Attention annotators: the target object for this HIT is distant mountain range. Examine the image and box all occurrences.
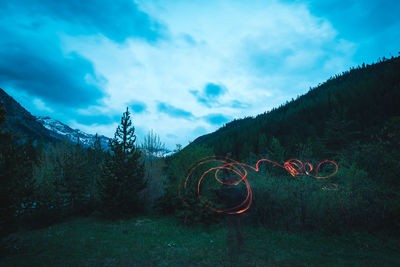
[0,88,110,149]
[35,116,110,148]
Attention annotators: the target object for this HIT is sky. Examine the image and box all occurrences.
[0,0,399,150]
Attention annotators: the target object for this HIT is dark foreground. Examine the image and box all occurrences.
[1,216,399,266]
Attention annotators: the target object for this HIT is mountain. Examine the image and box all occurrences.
[0,88,110,149]
[0,88,63,142]
[186,56,400,160]
[35,116,110,148]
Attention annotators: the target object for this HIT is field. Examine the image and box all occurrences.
[1,216,399,266]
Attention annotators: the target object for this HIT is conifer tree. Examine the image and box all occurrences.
[86,134,104,207]
[64,138,90,213]
[0,102,5,128]
[99,107,145,217]
[0,104,37,235]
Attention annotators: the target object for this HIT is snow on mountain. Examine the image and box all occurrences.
[35,116,110,149]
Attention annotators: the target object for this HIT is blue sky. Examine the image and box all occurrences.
[1,0,399,149]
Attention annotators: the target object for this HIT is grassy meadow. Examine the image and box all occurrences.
[1,216,399,267]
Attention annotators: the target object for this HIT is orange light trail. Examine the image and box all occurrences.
[180,156,338,214]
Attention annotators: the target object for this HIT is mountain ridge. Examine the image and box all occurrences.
[0,88,110,149]
[35,116,110,149]
[0,88,63,142]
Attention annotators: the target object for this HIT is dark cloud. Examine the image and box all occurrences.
[0,0,168,110]
[189,90,208,106]
[304,0,400,64]
[204,83,226,98]
[190,82,227,107]
[129,101,147,114]
[157,102,193,119]
[204,113,230,125]
[307,0,400,37]
[190,83,249,110]
[0,0,166,43]
[0,29,105,108]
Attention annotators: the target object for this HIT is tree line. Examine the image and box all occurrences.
[0,107,155,238]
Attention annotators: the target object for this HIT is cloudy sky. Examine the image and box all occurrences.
[1,0,399,149]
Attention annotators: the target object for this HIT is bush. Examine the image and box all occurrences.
[160,145,220,225]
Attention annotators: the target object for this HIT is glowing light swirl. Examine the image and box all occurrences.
[180,156,338,214]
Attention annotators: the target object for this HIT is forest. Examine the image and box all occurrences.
[172,55,400,232]
[1,56,400,266]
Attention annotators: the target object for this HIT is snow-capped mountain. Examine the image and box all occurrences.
[1,88,111,149]
[36,116,110,149]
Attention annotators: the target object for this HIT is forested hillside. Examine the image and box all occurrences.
[190,56,400,161]
[163,56,400,233]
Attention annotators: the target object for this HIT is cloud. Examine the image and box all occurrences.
[0,17,107,107]
[52,0,362,148]
[33,98,53,112]
[75,114,120,125]
[129,101,147,114]
[0,0,166,43]
[230,100,250,109]
[204,114,230,125]
[190,82,227,107]
[306,0,400,38]
[204,83,226,98]
[0,0,168,109]
[2,0,398,151]
[304,0,400,63]
[157,102,193,119]
[181,33,197,46]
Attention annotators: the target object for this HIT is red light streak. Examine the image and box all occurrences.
[180,156,338,214]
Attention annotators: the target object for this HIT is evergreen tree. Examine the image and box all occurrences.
[86,133,104,208]
[99,107,145,217]
[0,103,14,237]
[0,102,5,128]
[63,138,90,214]
[0,103,37,236]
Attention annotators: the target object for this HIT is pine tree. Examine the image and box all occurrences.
[64,138,90,214]
[99,107,145,217]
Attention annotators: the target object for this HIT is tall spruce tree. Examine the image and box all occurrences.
[99,107,145,217]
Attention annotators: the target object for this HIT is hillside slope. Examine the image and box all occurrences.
[0,88,110,148]
[189,56,400,160]
[36,116,110,148]
[0,88,62,142]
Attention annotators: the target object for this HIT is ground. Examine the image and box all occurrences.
[1,216,399,266]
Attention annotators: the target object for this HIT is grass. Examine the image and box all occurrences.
[1,215,400,266]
